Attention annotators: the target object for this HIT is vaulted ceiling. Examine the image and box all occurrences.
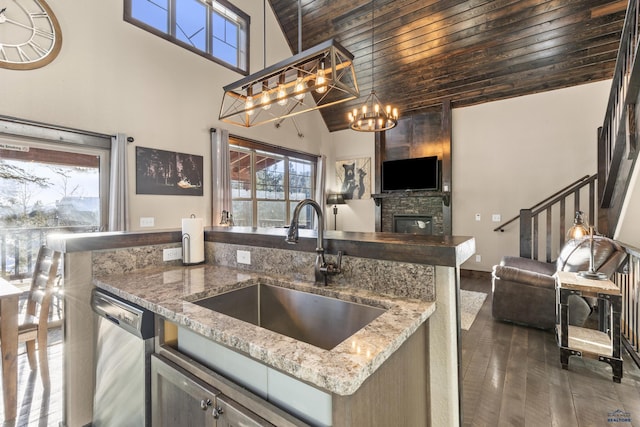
[268,0,627,132]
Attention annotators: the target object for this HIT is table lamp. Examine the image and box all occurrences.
[326,193,346,230]
[568,211,607,280]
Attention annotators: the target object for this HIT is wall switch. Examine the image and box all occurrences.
[492,214,502,222]
[163,247,182,261]
[237,250,251,265]
[475,254,482,262]
[475,213,481,221]
[140,217,155,227]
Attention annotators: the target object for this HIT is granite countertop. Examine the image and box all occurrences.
[93,263,435,396]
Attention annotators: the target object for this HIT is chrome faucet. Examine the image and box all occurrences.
[285,199,342,286]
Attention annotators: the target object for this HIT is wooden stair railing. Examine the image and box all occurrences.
[597,0,640,236]
[493,174,598,262]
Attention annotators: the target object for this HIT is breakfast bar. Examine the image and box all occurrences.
[49,227,475,426]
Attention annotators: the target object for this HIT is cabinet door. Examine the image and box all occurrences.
[151,355,219,427]
[215,395,275,427]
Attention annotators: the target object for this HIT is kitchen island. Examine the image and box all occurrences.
[49,227,474,426]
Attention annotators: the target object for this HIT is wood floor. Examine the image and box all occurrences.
[462,272,640,427]
[0,331,62,427]
[2,273,640,426]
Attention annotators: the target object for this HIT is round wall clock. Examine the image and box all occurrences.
[0,0,62,70]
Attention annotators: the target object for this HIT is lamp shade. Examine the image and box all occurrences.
[326,193,346,205]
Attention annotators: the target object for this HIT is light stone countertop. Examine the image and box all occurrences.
[92,263,436,396]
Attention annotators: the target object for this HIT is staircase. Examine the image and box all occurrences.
[494,0,640,369]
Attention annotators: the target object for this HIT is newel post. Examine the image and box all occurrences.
[519,208,533,259]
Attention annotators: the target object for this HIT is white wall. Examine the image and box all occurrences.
[615,158,640,248]
[0,1,331,230]
[327,129,376,232]
[452,80,612,271]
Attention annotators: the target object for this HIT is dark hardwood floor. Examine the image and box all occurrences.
[462,272,640,427]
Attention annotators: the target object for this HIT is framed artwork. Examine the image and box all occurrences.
[335,157,371,199]
[136,146,204,196]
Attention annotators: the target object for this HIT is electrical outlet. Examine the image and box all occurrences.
[475,254,482,262]
[163,247,182,261]
[140,217,155,227]
[492,214,502,222]
[237,250,251,265]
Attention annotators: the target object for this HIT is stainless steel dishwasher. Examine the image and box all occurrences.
[91,288,155,427]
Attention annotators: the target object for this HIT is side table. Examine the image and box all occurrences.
[555,271,623,382]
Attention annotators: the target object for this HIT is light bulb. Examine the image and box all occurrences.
[363,105,367,115]
[245,95,254,116]
[392,108,398,119]
[261,90,271,110]
[374,104,379,114]
[315,62,327,94]
[294,77,305,100]
[277,84,287,106]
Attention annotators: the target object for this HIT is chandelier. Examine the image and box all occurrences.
[349,0,398,132]
[219,40,358,128]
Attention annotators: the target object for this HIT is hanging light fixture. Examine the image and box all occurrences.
[349,0,398,132]
[219,0,359,128]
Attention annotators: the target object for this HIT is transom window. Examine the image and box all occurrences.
[230,138,316,229]
[125,0,249,74]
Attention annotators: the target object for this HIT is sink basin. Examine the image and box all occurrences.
[192,284,386,350]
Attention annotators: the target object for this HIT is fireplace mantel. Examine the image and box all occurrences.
[372,191,451,207]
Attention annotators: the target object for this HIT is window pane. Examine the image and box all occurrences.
[231,200,252,226]
[131,0,169,32]
[289,204,313,229]
[176,0,206,50]
[257,201,285,228]
[289,160,312,200]
[255,155,284,199]
[212,11,238,67]
[230,150,251,199]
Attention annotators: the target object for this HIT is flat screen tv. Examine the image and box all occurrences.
[382,156,439,192]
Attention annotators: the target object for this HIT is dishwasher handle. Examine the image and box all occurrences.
[104,313,121,326]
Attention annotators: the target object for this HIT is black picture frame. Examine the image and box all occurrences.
[135,146,204,196]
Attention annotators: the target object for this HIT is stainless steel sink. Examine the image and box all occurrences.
[192,284,386,350]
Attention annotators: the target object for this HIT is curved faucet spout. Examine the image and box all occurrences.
[285,199,341,286]
[286,199,324,252]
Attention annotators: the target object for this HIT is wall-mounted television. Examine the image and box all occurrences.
[381,156,439,192]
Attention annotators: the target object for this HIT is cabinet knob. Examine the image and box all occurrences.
[200,399,212,410]
[212,406,224,419]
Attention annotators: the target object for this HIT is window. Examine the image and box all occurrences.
[125,0,249,74]
[1,132,110,279]
[229,138,316,229]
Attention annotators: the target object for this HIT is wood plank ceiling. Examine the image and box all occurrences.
[267,0,627,132]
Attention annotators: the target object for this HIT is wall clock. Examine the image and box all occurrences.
[0,0,62,70]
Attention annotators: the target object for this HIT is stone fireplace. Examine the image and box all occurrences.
[379,192,445,235]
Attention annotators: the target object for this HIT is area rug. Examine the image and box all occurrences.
[461,290,487,330]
